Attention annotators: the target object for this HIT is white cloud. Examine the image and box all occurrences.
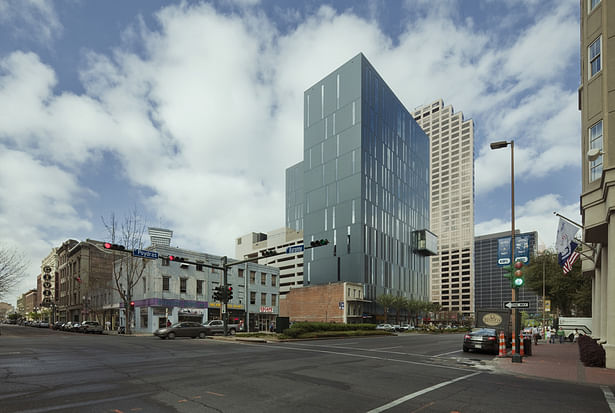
[0,0,62,45]
[475,194,581,249]
[0,1,583,303]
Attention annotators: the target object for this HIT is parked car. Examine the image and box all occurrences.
[69,322,81,332]
[202,319,241,335]
[80,321,103,334]
[376,323,395,332]
[52,322,64,330]
[154,322,209,339]
[463,328,499,355]
[38,321,50,328]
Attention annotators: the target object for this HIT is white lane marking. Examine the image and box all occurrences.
[432,349,463,357]
[13,392,152,413]
[285,342,439,358]
[375,346,402,350]
[267,343,474,372]
[366,372,481,413]
[602,385,615,412]
[0,352,22,355]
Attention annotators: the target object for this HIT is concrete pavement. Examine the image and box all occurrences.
[493,339,615,386]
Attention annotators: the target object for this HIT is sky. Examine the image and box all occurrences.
[0,0,581,307]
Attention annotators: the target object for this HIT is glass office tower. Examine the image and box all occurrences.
[286,53,432,302]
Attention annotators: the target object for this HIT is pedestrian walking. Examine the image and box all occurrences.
[546,328,552,343]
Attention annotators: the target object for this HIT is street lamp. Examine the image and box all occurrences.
[490,139,522,363]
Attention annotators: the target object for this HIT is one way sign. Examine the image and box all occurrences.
[504,301,529,309]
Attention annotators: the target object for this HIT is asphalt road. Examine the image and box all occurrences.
[0,325,610,413]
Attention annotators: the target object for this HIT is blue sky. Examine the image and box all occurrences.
[0,0,581,306]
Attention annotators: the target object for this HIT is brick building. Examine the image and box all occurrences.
[279,282,367,323]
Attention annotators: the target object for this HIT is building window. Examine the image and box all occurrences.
[162,258,169,266]
[162,276,170,291]
[180,278,187,293]
[261,273,266,286]
[250,271,256,284]
[589,0,601,12]
[589,36,602,78]
[238,268,244,278]
[272,294,277,307]
[196,280,203,295]
[271,274,277,287]
[261,293,267,305]
[590,120,603,182]
[250,291,256,305]
[196,264,203,271]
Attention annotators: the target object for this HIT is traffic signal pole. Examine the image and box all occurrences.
[222,256,229,336]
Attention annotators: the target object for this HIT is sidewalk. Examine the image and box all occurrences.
[492,340,615,386]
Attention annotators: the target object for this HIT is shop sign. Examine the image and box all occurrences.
[260,306,273,313]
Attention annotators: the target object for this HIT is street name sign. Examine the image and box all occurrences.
[286,245,305,254]
[133,249,159,260]
[504,301,530,309]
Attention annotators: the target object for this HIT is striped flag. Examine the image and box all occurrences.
[555,218,580,274]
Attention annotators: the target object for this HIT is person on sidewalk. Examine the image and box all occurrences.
[573,328,580,343]
[546,328,552,343]
[557,327,565,343]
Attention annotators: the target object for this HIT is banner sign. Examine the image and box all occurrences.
[497,235,531,266]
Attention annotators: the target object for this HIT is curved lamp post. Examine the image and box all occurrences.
[490,140,522,362]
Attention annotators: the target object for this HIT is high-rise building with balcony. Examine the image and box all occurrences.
[413,99,475,315]
[285,53,434,306]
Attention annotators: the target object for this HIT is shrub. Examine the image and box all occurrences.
[578,334,605,368]
[282,322,377,338]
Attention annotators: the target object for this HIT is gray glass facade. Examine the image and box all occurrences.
[286,53,430,301]
[474,231,541,314]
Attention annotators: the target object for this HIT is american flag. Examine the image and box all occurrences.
[562,250,580,274]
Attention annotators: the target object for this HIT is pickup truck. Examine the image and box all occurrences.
[202,319,242,335]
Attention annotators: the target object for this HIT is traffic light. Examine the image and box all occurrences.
[213,286,221,301]
[130,301,135,309]
[169,255,186,262]
[310,239,329,247]
[227,286,233,301]
[104,242,126,251]
[261,248,276,257]
[513,261,524,287]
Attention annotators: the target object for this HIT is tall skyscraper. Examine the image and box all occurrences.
[579,0,615,367]
[413,100,475,315]
[474,231,540,314]
[285,53,434,303]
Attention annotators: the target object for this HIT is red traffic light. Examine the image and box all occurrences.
[169,255,175,261]
[130,301,135,307]
[104,242,126,251]
[514,261,523,269]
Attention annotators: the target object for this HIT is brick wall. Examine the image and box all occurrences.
[279,283,345,322]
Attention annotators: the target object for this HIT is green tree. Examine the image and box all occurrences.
[405,299,421,326]
[376,294,395,323]
[391,296,408,324]
[522,249,590,316]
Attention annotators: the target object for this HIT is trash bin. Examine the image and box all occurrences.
[524,337,532,356]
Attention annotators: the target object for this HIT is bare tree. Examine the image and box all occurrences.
[0,244,28,301]
[102,208,148,334]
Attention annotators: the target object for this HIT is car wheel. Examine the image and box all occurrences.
[159,336,166,340]
[168,332,176,340]
[229,328,236,336]
[199,332,206,339]
[462,346,469,352]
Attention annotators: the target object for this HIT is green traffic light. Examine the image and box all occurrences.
[514,277,524,287]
